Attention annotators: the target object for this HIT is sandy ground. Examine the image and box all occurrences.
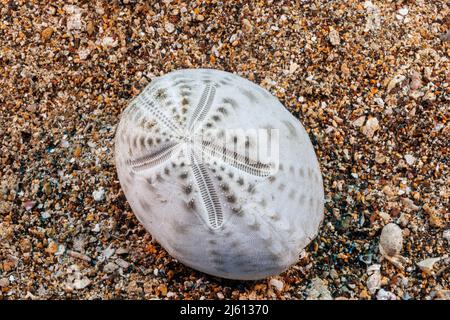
[0,1,448,300]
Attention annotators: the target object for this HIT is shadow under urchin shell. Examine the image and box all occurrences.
[114,68,324,280]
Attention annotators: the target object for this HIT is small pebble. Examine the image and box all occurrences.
[376,289,397,300]
[93,187,105,202]
[328,27,340,46]
[73,278,91,290]
[398,8,409,16]
[165,22,175,33]
[443,230,450,243]
[41,27,54,41]
[269,278,284,292]
[362,117,380,138]
[379,223,403,257]
[404,154,416,165]
[0,278,10,287]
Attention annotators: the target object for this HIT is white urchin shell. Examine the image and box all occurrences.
[114,69,324,280]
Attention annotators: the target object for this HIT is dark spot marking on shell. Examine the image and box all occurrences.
[239,88,259,103]
[288,189,296,200]
[299,194,306,204]
[289,165,295,174]
[180,171,188,179]
[230,241,239,248]
[139,199,152,212]
[154,88,167,101]
[209,250,220,256]
[217,130,225,138]
[222,97,238,109]
[184,184,192,194]
[235,260,247,267]
[255,198,265,209]
[139,136,146,148]
[232,207,244,216]
[268,176,276,183]
[249,220,260,231]
[271,212,280,221]
[133,110,143,122]
[164,167,170,175]
[209,239,217,245]
[283,120,299,138]
[237,177,244,186]
[186,198,195,210]
[228,172,234,179]
[217,107,228,115]
[247,184,256,194]
[299,167,305,177]
[156,137,161,144]
[278,183,286,191]
[179,84,191,90]
[181,97,189,106]
[172,220,188,234]
[220,183,229,192]
[212,115,220,122]
[226,194,236,203]
[172,75,188,82]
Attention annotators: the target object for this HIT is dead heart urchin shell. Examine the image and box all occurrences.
[115,69,324,280]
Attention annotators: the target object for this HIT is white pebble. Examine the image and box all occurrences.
[269,278,284,292]
[374,97,385,107]
[376,289,397,300]
[366,264,381,294]
[404,154,416,165]
[164,22,175,33]
[328,27,340,46]
[73,278,91,290]
[443,230,450,243]
[93,187,105,202]
[92,223,100,233]
[398,8,409,16]
[379,223,403,257]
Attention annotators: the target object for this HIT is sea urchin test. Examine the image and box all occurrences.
[115,69,324,280]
